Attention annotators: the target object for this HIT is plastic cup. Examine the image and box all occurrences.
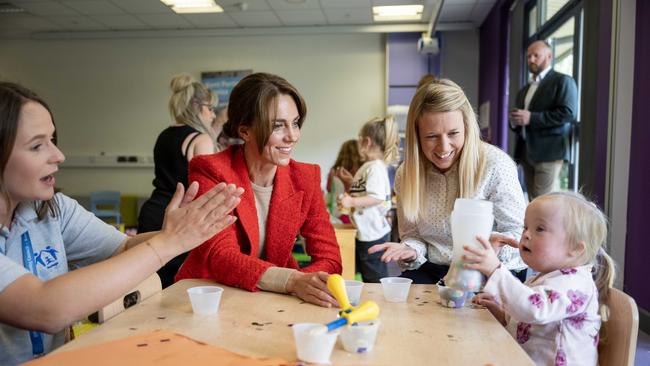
[345,280,364,306]
[187,286,223,315]
[292,323,338,364]
[340,319,381,353]
[379,277,412,302]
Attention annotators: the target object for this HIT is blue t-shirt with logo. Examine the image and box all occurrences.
[0,193,126,365]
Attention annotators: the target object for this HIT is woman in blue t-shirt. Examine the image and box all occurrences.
[0,82,243,365]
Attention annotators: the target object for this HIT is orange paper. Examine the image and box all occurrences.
[23,330,293,366]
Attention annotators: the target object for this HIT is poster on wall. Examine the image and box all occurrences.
[201,70,252,108]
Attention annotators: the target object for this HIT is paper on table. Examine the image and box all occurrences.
[22,330,291,366]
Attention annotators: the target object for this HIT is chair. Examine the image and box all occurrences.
[598,288,639,366]
[89,273,162,323]
[90,191,121,225]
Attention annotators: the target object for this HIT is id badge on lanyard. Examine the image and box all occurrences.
[21,231,45,357]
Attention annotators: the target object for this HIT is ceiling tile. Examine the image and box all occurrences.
[48,15,108,30]
[323,8,371,25]
[216,0,271,11]
[92,14,149,29]
[267,0,320,11]
[60,0,125,15]
[438,3,474,22]
[18,1,79,16]
[182,13,238,28]
[109,0,172,14]
[137,13,193,29]
[228,10,282,27]
[275,9,326,26]
[319,0,370,9]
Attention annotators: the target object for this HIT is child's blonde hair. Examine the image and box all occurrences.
[358,116,399,165]
[536,191,615,320]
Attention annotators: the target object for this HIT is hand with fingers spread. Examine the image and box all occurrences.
[159,181,243,255]
[472,292,506,325]
[462,236,501,277]
[368,242,417,263]
[286,271,339,308]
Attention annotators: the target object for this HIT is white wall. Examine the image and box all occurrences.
[0,33,385,196]
[440,29,480,108]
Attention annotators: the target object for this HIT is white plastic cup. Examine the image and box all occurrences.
[187,286,223,315]
[292,323,338,364]
[379,277,412,302]
[340,319,381,353]
[345,280,364,306]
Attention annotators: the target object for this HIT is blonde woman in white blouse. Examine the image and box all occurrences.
[369,79,528,284]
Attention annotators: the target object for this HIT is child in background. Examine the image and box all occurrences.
[338,117,399,283]
[327,139,363,224]
[463,191,614,366]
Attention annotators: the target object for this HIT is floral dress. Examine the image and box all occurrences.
[483,265,600,366]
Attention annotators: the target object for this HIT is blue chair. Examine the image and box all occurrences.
[90,191,121,225]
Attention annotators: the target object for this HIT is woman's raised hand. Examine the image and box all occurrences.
[368,242,417,263]
[159,181,243,255]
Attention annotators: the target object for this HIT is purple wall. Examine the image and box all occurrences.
[387,32,441,105]
[478,1,510,148]
[625,0,650,313]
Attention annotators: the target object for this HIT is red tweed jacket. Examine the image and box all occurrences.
[175,146,342,291]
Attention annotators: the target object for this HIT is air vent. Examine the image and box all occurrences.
[0,2,24,13]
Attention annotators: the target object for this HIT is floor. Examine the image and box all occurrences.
[636,330,650,365]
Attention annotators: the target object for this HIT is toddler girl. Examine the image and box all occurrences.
[338,117,399,282]
[464,191,614,366]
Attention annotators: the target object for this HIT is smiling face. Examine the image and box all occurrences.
[3,102,65,205]
[417,110,465,172]
[518,198,581,273]
[242,93,301,168]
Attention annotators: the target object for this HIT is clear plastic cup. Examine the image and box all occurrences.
[292,323,338,364]
[345,280,364,306]
[186,286,223,315]
[379,277,412,302]
[340,319,381,353]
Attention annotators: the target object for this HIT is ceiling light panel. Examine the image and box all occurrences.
[373,5,423,21]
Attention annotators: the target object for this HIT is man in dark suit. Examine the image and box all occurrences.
[510,40,578,199]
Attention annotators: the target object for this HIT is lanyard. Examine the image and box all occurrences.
[21,231,45,357]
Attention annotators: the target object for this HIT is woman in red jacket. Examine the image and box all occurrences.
[176,73,342,307]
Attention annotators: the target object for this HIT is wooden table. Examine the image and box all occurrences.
[58,279,533,365]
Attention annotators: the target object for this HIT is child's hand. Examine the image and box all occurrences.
[462,236,501,277]
[337,193,354,209]
[472,292,506,325]
[488,233,520,254]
